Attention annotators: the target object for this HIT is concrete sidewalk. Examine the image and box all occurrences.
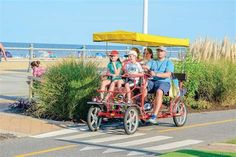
[0,112,62,136]
[0,71,80,137]
[0,70,61,136]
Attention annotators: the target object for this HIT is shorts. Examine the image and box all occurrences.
[147,80,170,94]
[125,78,139,87]
[108,76,122,81]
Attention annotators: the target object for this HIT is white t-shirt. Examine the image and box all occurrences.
[126,62,143,74]
[125,62,143,85]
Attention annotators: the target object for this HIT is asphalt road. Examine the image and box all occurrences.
[1,109,236,157]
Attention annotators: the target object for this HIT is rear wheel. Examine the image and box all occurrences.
[173,100,187,127]
[87,106,102,131]
[124,107,139,135]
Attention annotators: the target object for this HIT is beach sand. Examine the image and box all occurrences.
[0,58,109,74]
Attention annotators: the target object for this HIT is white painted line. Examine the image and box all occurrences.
[112,135,172,147]
[80,133,144,151]
[84,133,144,143]
[103,136,172,153]
[103,148,123,154]
[127,151,147,156]
[31,129,79,138]
[57,131,106,140]
[80,146,102,151]
[127,139,202,156]
[79,126,89,131]
[145,139,203,151]
[138,127,154,131]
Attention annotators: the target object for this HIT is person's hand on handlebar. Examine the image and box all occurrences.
[150,71,156,77]
[122,73,130,77]
[142,65,149,70]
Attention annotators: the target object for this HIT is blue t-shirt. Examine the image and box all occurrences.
[151,59,174,83]
[146,59,156,71]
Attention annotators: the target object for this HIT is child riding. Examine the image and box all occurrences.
[124,50,144,104]
[99,50,123,102]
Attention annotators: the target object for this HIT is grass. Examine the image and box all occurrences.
[226,139,236,145]
[160,149,236,157]
[190,37,236,62]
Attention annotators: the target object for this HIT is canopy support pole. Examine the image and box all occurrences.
[143,0,148,34]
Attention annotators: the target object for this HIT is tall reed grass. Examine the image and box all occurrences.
[190,37,236,62]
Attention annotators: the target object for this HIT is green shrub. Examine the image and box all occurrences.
[175,53,236,108]
[34,59,100,120]
[175,53,205,99]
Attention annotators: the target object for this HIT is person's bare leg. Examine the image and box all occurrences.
[117,80,124,89]
[125,83,131,102]
[105,81,116,100]
[153,89,164,116]
[100,80,111,99]
[143,81,148,101]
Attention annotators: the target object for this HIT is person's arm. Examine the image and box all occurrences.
[135,62,144,77]
[151,71,171,78]
[112,62,118,76]
[0,43,7,61]
[142,60,152,70]
[32,67,36,77]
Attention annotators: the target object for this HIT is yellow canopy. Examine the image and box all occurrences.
[93,30,189,47]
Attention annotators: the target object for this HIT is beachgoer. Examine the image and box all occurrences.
[141,48,155,71]
[147,46,174,124]
[99,50,123,101]
[122,47,141,72]
[124,50,144,103]
[31,60,46,77]
[0,43,7,62]
[141,48,156,100]
[131,47,141,60]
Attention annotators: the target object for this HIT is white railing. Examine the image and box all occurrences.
[4,44,187,71]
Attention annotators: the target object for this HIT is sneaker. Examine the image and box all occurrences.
[148,115,158,124]
[127,100,133,104]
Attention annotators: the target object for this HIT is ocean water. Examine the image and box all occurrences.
[2,42,186,59]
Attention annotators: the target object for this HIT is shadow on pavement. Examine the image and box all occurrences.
[0,95,19,101]
[3,69,28,73]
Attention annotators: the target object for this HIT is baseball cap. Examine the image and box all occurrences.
[127,50,138,57]
[109,50,119,56]
[156,46,167,52]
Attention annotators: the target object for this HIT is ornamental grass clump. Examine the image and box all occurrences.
[34,59,100,120]
[175,53,236,109]
[190,37,236,62]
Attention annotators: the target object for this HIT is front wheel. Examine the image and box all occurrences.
[87,106,102,131]
[173,100,187,127]
[124,107,139,135]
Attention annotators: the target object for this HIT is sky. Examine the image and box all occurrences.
[0,0,235,45]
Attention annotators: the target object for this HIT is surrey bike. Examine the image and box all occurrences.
[87,30,189,134]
